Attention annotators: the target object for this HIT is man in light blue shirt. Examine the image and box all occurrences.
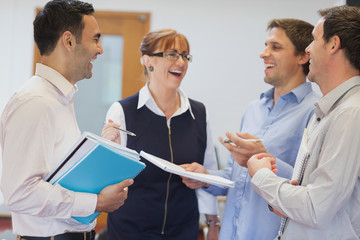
[181,19,320,239]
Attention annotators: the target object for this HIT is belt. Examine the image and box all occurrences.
[20,230,96,240]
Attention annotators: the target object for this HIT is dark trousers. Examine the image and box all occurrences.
[17,229,96,240]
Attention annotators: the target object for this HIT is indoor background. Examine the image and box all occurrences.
[0,0,343,213]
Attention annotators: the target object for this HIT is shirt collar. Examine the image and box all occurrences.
[260,82,313,103]
[314,76,360,120]
[137,81,195,119]
[35,63,78,103]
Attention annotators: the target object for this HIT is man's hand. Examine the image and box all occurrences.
[247,153,277,178]
[95,179,134,212]
[101,119,121,144]
[219,132,267,167]
[179,162,210,189]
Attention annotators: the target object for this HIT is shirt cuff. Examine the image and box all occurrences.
[196,188,218,215]
[71,192,97,217]
[251,168,274,188]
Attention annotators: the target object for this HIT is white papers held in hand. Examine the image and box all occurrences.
[140,151,235,188]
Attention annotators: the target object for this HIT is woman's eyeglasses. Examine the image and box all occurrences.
[149,51,193,62]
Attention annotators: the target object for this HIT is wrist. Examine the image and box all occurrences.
[205,217,221,228]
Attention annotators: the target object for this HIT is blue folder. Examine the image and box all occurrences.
[46,132,145,225]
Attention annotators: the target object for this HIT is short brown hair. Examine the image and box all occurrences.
[318,6,360,71]
[267,19,314,75]
[33,0,94,56]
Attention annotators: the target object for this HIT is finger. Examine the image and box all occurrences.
[179,164,190,170]
[185,163,203,172]
[103,120,121,129]
[271,164,278,174]
[236,132,256,139]
[225,131,237,143]
[181,176,192,181]
[251,153,268,159]
[219,135,237,149]
[226,132,251,148]
[290,179,298,185]
[117,179,134,189]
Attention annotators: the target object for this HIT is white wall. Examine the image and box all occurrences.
[0,0,340,201]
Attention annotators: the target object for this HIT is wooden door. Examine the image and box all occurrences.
[93,11,150,98]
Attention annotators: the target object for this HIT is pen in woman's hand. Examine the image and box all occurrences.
[103,122,136,136]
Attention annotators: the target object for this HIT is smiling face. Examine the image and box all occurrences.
[260,27,305,88]
[71,14,103,83]
[146,37,189,91]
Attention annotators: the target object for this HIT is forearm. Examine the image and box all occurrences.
[196,188,217,215]
[205,214,220,240]
[3,177,96,218]
[203,168,232,196]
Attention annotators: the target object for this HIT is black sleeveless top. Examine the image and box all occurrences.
[107,93,207,240]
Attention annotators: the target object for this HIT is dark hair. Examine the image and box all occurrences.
[33,0,94,56]
[319,6,360,71]
[267,19,314,75]
[140,29,190,76]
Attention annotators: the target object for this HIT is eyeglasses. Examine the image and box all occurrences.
[149,51,193,63]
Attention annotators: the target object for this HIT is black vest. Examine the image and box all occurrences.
[107,93,207,240]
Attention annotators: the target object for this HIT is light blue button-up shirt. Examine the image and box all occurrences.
[206,82,320,240]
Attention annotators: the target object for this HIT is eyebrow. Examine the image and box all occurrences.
[265,41,282,46]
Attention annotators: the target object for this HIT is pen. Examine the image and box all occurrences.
[222,138,264,144]
[103,122,136,137]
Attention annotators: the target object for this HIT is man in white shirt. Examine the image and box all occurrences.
[248,6,360,239]
[0,0,132,239]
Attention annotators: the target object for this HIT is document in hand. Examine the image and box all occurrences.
[140,151,234,188]
[44,132,146,225]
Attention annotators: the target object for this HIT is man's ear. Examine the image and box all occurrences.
[298,52,310,65]
[61,31,74,51]
[329,35,341,53]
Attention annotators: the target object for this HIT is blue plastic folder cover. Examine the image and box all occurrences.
[46,132,145,225]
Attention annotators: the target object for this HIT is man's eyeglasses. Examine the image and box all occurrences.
[149,51,193,63]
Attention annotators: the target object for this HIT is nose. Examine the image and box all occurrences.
[97,42,104,55]
[177,55,187,64]
[260,46,269,59]
[305,41,312,55]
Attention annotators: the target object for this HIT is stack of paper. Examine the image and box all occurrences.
[140,151,234,188]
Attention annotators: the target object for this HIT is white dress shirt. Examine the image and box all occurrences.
[0,63,97,236]
[251,76,360,239]
[106,82,218,214]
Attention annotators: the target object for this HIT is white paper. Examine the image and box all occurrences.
[140,151,234,188]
